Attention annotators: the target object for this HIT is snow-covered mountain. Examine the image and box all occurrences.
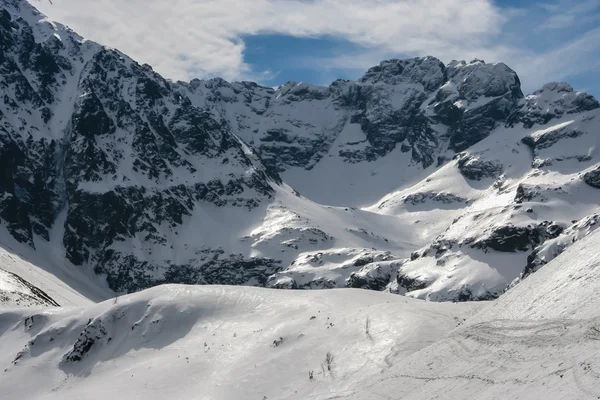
[374,94,600,301]
[2,2,600,398]
[0,0,599,303]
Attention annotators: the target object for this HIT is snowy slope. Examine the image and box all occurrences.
[0,268,58,307]
[342,228,600,400]
[0,226,112,307]
[374,102,600,300]
[0,286,480,400]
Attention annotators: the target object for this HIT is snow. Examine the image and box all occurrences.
[281,124,433,207]
[479,228,600,320]
[266,247,394,289]
[0,285,480,400]
[2,230,600,399]
[0,268,49,306]
[95,183,423,287]
[342,229,600,400]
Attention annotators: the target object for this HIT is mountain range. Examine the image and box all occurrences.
[2,1,600,399]
[0,0,599,306]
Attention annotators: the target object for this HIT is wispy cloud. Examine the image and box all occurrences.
[536,0,600,31]
[509,27,600,91]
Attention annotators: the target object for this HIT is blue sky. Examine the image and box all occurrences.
[32,0,600,97]
[242,35,362,86]
[242,0,600,95]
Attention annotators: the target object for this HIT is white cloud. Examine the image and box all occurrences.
[29,0,506,82]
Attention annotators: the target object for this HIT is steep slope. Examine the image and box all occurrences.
[0,285,480,400]
[0,225,112,307]
[343,227,600,400]
[0,268,59,307]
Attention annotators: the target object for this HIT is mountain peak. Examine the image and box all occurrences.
[510,80,599,128]
[536,81,575,94]
[359,56,446,91]
[532,81,599,109]
[445,58,523,100]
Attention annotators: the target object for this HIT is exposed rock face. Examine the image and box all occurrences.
[509,82,600,129]
[61,318,109,363]
[392,220,565,301]
[0,4,64,247]
[471,222,564,253]
[535,215,598,266]
[583,166,600,188]
[514,184,539,204]
[0,1,281,292]
[403,192,468,205]
[344,57,446,167]
[347,260,402,291]
[266,249,395,290]
[506,213,600,290]
[179,57,524,172]
[521,126,585,152]
[438,60,523,152]
[0,268,60,307]
[456,153,504,181]
[521,124,593,167]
